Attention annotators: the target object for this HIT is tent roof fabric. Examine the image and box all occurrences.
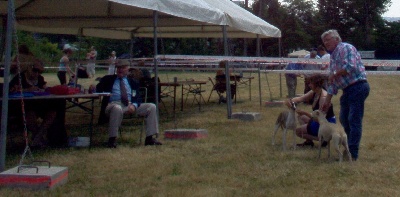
[0,0,281,39]
[288,50,310,58]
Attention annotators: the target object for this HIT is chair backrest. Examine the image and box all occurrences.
[139,77,160,103]
[138,87,148,103]
[208,77,216,87]
[128,68,143,81]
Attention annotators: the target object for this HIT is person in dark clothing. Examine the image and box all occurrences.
[214,61,236,103]
[9,60,66,148]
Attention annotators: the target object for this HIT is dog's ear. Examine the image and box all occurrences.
[316,110,320,116]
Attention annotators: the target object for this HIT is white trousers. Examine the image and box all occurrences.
[86,63,95,76]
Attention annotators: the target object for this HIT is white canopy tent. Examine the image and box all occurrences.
[0,0,281,39]
[288,49,309,58]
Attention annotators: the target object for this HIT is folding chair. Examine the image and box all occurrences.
[207,77,222,103]
[183,79,206,111]
[141,77,169,115]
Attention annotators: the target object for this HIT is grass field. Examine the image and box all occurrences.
[1,69,400,196]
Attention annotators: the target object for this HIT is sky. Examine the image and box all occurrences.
[247,0,400,17]
[384,0,400,17]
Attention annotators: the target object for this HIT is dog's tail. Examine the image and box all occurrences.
[275,111,287,129]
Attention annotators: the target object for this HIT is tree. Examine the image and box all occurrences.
[283,0,319,49]
[346,0,391,49]
[317,0,391,49]
[374,21,400,59]
[253,0,319,56]
[252,0,288,56]
[16,31,61,63]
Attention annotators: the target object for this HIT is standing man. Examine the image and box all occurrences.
[320,29,370,161]
[285,62,303,98]
[96,61,162,148]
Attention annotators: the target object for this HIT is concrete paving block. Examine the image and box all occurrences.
[164,129,208,139]
[0,165,68,190]
[232,112,261,121]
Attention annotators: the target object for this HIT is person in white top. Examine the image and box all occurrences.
[303,49,320,94]
[108,51,117,75]
[86,46,97,78]
[317,45,331,89]
[318,45,330,60]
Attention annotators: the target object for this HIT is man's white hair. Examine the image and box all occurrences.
[321,29,342,42]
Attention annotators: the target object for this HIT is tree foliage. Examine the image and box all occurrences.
[16,31,61,63]
[316,0,391,50]
[374,20,400,59]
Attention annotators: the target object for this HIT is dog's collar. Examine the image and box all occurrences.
[289,99,296,110]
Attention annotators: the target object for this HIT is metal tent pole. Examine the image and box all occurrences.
[256,35,260,57]
[0,16,7,64]
[129,32,134,67]
[153,11,160,121]
[1,0,15,172]
[223,25,232,119]
[258,67,262,107]
[74,28,83,87]
[278,37,282,57]
[279,38,282,98]
[257,35,262,107]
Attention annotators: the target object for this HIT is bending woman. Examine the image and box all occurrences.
[284,74,336,147]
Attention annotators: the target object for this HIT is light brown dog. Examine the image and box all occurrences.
[311,110,352,163]
[272,101,297,151]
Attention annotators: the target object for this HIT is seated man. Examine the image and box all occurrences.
[96,62,162,148]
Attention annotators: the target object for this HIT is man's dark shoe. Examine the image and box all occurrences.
[145,137,162,146]
[108,137,117,148]
[296,140,314,147]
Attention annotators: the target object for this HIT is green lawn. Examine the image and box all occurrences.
[1,70,399,196]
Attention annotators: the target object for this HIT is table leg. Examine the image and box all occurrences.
[200,84,206,104]
[181,85,184,111]
[249,79,252,101]
[234,81,237,103]
[198,84,202,111]
[173,86,176,120]
[89,98,94,148]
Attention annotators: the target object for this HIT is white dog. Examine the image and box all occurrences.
[272,101,297,151]
[311,110,352,163]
